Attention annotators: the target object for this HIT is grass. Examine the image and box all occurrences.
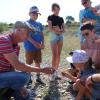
[19,27,80,68]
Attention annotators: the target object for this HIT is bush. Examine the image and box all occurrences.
[0,23,9,34]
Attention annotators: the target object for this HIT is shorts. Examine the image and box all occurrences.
[25,50,42,64]
[50,33,64,44]
[92,82,100,99]
[95,25,100,36]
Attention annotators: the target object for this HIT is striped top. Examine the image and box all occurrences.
[0,34,20,72]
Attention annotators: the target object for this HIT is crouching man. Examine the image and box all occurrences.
[0,21,53,100]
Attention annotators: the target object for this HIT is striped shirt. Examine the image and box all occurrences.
[0,34,20,72]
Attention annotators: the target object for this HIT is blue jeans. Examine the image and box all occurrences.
[0,71,31,100]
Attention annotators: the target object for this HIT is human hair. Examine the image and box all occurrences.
[80,23,94,31]
[69,51,76,69]
[52,3,60,10]
[85,57,93,69]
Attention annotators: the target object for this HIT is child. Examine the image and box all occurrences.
[61,52,78,83]
[47,3,65,80]
[66,50,96,100]
[24,6,44,84]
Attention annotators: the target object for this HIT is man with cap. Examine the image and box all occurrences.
[79,0,100,44]
[0,21,53,100]
[24,6,45,85]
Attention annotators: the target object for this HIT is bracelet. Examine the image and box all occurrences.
[91,75,96,83]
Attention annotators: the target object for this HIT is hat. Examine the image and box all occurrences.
[14,21,36,31]
[66,50,89,63]
[29,6,41,15]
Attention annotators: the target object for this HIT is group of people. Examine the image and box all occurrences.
[0,0,100,100]
[62,0,100,99]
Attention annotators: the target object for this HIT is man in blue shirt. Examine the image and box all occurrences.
[24,6,44,85]
[79,0,100,44]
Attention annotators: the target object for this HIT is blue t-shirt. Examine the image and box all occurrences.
[24,19,44,51]
[80,68,96,80]
[79,8,100,42]
[79,8,100,23]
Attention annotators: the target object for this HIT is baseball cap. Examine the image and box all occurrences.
[66,50,89,63]
[29,6,41,15]
[14,21,36,31]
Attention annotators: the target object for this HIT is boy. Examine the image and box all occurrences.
[24,6,44,84]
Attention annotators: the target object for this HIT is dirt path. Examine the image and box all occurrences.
[27,73,76,100]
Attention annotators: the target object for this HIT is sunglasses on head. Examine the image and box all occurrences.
[82,1,88,5]
[83,32,89,36]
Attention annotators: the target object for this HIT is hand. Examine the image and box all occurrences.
[94,39,100,44]
[35,43,44,49]
[42,67,54,74]
[53,26,63,34]
[85,76,92,88]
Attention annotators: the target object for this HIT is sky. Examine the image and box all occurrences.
[0,0,99,25]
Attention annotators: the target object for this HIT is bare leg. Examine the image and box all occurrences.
[51,43,58,69]
[56,40,63,69]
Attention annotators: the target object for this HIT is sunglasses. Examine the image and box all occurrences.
[82,1,88,5]
[83,32,89,36]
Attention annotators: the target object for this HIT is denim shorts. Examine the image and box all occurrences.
[50,33,64,44]
[92,82,100,99]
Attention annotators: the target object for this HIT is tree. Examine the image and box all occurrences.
[65,16,75,26]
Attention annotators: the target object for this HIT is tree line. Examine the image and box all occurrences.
[0,16,79,34]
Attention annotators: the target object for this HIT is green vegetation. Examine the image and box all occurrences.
[0,23,9,33]
[0,23,14,34]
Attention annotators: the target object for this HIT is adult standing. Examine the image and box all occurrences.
[79,0,100,43]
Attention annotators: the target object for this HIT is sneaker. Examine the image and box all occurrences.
[50,70,61,81]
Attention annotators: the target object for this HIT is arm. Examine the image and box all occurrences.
[61,23,65,33]
[4,52,52,74]
[61,69,77,82]
[28,36,44,49]
[91,74,100,82]
[47,20,53,32]
[86,74,100,88]
[81,42,87,50]
[41,32,44,49]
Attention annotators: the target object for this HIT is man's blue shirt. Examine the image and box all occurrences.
[24,19,44,51]
[79,8,100,23]
[79,8,100,39]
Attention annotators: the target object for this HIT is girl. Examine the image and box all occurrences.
[47,3,65,80]
[66,50,96,100]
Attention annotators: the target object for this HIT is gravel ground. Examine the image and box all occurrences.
[19,32,80,100]
[27,72,76,100]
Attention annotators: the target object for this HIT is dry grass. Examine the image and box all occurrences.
[19,27,80,68]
